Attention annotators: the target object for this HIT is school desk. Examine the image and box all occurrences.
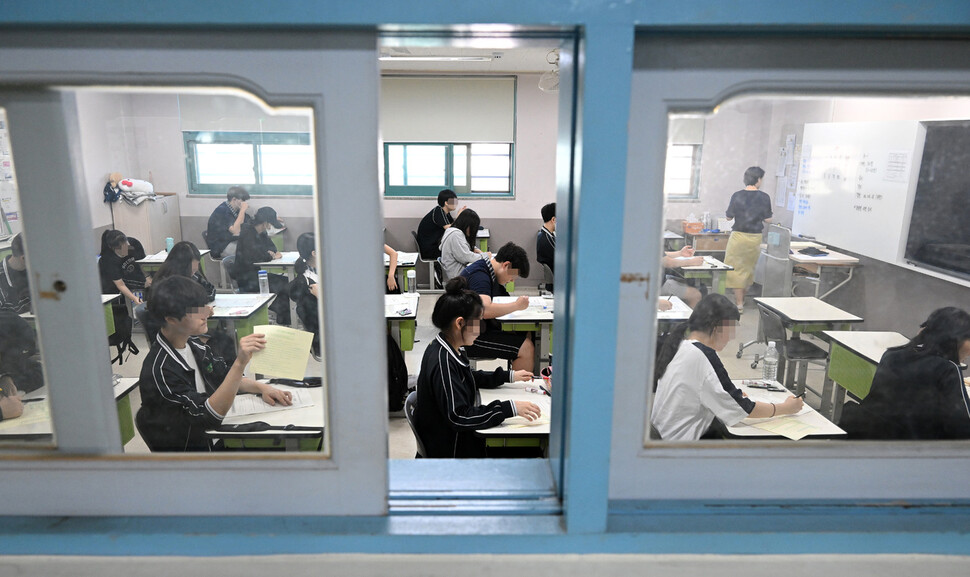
[657,295,691,332]
[102,294,119,336]
[477,381,551,453]
[205,384,324,451]
[820,330,909,422]
[478,228,490,253]
[754,297,864,394]
[0,377,140,446]
[254,251,300,325]
[680,255,734,295]
[209,293,275,344]
[385,293,419,352]
[723,380,846,439]
[136,248,211,276]
[383,251,418,292]
[495,295,554,373]
[663,230,685,251]
[788,246,860,300]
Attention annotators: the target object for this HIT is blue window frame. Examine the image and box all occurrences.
[183,131,314,196]
[383,142,514,197]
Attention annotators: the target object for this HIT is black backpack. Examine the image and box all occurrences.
[386,334,409,412]
[108,302,139,365]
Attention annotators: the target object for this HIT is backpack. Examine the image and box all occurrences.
[386,334,409,412]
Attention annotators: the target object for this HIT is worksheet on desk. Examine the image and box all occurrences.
[225,388,314,418]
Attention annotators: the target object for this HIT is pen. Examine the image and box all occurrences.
[795,392,806,399]
[539,385,551,396]
[22,398,44,403]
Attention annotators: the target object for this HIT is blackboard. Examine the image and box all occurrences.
[792,121,926,264]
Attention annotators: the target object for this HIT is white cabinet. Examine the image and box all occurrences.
[110,192,181,254]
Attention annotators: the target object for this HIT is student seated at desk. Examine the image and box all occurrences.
[0,310,44,396]
[289,233,321,356]
[440,208,486,281]
[660,246,705,308]
[136,276,292,452]
[205,186,254,259]
[0,233,30,314]
[412,277,538,458]
[140,241,217,345]
[230,206,291,325]
[0,377,24,423]
[536,202,556,292]
[840,307,970,440]
[651,294,802,441]
[459,242,535,372]
[416,188,465,260]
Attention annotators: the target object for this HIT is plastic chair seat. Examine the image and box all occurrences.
[785,338,828,360]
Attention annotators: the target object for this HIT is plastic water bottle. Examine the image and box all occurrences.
[406,269,417,293]
[763,341,779,382]
[258,270,270,294]
[165,237,174,252]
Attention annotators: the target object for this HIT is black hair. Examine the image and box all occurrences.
[495,241,530,279]
[227,186,250,202]
[451,208,481,250]
[541,202,556,223]
[101,229,127,253]
[10,233,23,258]
[437,188,457,207]
[431,276,484,332]
[654,293,740,384]
[149,242,205,300]
[295,232,316,276]
[743,166,766,186]
[892,307,970,363]
[147,275,209,323]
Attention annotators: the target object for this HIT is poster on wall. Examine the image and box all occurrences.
[0,110,22,236]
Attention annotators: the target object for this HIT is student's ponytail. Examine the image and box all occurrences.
[653,293,740,387]
[294,232,315,276]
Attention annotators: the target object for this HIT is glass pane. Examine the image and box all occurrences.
[259,143,314,185]
[471,176,510,192]
[387,144,405,186]
[471,142,511,155]
[651,94,970,445]
[471,155,511,178]
[404,145,446,186]
[0,108,52,447]
[196,143,256,184]
[453,144,467,187]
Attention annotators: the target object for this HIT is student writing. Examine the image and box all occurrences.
[459,242,535,372]
[439,208,485,281]
[651,293,802,440]
[136,276,292,452]
[411,277,538,458]
[289,233,321,357]
[535,202,556,292]
[660,245,705,308]
[230,206,291,325]
[0,233,30,313]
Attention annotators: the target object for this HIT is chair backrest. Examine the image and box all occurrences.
[758,306,789,351]
[221,255,239,292]
[403,390,428,458]
[542,263,554,285]
[765,224,793,259]
[410,230,431,263]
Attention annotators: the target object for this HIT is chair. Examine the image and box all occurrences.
[737,224,793,366]
[201,230,228,290]
[538,262,554,295]
[221,255,239,293]
[410,230,444,293]
[757,305,828,396]
[404,391,428,458]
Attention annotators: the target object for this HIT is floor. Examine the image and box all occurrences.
[116,288,832,456]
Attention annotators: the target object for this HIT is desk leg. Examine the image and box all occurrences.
[819,371,835,419]
[103,303,115,337]
[712,270,725,295]
[818,266,855,301]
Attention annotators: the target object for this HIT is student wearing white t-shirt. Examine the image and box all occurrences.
[651,293,802,440]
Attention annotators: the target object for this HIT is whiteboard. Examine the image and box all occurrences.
[792,121,926,264]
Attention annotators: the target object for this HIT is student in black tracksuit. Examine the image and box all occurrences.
[230,206,291,325]
[413,277,539,458]
[535,202,556,293]
[288,233,321,356]
[136,276,292,452]
[416,188,464,260]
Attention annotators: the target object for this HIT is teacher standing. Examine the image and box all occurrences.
[723,166,771,314]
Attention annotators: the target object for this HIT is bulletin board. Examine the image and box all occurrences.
[0,109,21,237]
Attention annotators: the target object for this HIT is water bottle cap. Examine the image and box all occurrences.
[768,341,776,347]
[259,269,267,275]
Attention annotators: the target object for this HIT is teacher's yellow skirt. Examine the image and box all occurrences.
[724,231,762,289]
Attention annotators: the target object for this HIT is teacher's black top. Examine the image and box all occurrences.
[726,188,772,234]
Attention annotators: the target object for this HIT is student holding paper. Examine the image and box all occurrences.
[412,277,538,458]
[651,294,802,441]
[136,276,292,452]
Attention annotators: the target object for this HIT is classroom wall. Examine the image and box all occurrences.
[75,76,556,284]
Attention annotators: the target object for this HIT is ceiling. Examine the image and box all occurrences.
[378,45,560,74]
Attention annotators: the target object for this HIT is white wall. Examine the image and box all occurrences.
[382,73,559,220]
[74,91,135,229]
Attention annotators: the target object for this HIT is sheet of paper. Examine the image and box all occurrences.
[248,325,314,380]
[0,398,50,432]
[749,416,819,440]
[225,388,314,418]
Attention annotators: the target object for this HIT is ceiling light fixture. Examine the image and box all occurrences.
[378,55,493,62]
